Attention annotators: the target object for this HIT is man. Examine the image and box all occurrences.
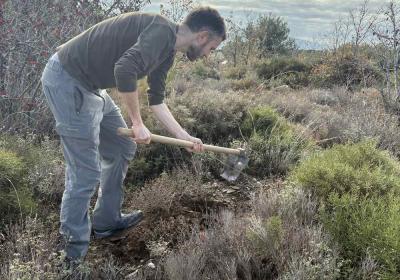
[40,7,226,261]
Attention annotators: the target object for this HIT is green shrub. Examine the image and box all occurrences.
[0,135,65,225]
[241,106,290,138]
[191,60,219,80]
[223,66,247,80]
[125,90,253,183]
[247,215,284,258]
[231,78,257,90]
[256,57,312,88]
[170,91,251,146]
[126,144,191,186]
[0,149,24,184]
[310,53,383,88]
[290,140,400,200]
[241,107,314,176]
[290,140,400,277]
[0,149,36,225]
[321,193,400,278]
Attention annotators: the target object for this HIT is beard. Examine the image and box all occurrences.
[186,43,204,61]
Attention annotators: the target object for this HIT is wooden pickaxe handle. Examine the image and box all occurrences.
[117,128,241,155]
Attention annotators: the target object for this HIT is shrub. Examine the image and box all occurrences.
[170,90,251,146]
[321,193,400,278]
[223,66,247,80]
[191,60,219,80]
[256,57,312,88]
[249,185,343,279]
[126,144,187,186]
[231,78,257,91]
[247,215,284,259]
[310,53,383,88]
[153,211,262,280]
[290,141,400,277]
[0,149,36,225]
[241,106,290,138]
[0,149,24,185]
[289,140,400,200]
[241,107,315,176]
[123,88,253,184]
[0,135,64,203]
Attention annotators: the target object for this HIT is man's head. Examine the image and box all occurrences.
[182,7,226,61]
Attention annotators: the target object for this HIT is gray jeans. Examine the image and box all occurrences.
[41,53,136,259]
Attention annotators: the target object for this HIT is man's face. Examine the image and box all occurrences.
[186,32,223,61]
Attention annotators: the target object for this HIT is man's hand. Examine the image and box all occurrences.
[131,123,151,144]
[176,131,205,153]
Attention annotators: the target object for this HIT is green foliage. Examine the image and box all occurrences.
[321,193,400,278]
[223,66,247,80]
[310,52,384,88]
[241,107,314,176]
[254,14,296,56]
[126,90,253,183]
[171,91,251,145]
[0,149,25,184]
[231,78,257,91]
[290,140,400,200]
[290,140,400,277]
[126,144,190,186]
[0,149,35,225]
[256,57,312,88]
[247,215,284,258]
[241,107,286,138]
[191,60,219,80]
[0,135,64,225]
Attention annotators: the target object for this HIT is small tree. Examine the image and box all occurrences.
[254,14,296,57]
[223,15,246,67]
[372,1,400,118]
[222,13,295,66]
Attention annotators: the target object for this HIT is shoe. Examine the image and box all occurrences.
[93,210,144,239]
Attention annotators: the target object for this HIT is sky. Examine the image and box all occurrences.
[142,0,385,49]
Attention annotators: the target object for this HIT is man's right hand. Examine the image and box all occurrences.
[131,123,151,144]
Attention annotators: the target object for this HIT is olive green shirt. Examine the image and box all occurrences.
[58,12,177,105]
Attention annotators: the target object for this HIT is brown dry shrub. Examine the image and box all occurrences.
[257,87,400,154]
[248,185,342,279]
[132,184,342,280]
[126,168,204,217]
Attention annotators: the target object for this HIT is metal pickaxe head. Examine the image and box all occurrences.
[220,149,249,182]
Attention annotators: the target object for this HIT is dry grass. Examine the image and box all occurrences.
[130,182,342,280]
[0,216,129,280]
[257,87,400,155]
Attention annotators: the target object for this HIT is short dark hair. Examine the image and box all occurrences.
[183,7,226,41]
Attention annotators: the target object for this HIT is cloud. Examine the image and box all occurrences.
[144,0,385,46]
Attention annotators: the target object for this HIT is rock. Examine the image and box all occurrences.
[125,270,138,279]
[273,84,290,92]
[147,262,156,269]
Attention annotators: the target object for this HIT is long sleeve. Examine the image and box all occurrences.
[147,51,175,105]
[114,22,175,93]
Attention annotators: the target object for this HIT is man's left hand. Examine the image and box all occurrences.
[176,131,205,153]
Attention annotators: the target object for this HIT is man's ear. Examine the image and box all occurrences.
[196,30,210,44]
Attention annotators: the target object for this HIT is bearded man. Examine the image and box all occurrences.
[41,7,226,262]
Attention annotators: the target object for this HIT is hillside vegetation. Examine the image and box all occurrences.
[2,0,400,279]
